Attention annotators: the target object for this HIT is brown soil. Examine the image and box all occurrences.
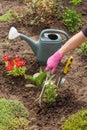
[0,0,87,130]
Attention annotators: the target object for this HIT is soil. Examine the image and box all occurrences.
[0,0,87,130]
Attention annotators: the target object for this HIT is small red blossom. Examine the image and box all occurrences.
[16,60,26,67]
[16,61,22,67]
[20,60,26,66]
[3,55,10,61]
[8,60,14,66]
[6,65,13,71]
[14,56,20,62]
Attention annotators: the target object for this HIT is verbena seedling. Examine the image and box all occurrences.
[25,67,46,87]
[37,71,58,106]
[25,69,58,106]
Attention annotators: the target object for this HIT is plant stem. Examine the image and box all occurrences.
[38,72,50,106]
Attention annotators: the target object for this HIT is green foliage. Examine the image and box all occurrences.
[70,0,83,6]
[25,69,58,104]
[77,42,87,55]
[33,70,46,86]
[25,68,46,86]
[62,109,87,130]
[7,66,27,76]
[41,72,58,103]
[0,10,17,22]
[63,7,82,32]
[0,98,29,130]
[24,0,62,26]
[43,82,58,103]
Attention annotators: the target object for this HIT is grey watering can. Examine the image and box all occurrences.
[8,27,69,65]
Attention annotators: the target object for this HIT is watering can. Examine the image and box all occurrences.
[8,27,69,65]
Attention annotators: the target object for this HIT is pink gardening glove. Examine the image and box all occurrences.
[45,51,63,74]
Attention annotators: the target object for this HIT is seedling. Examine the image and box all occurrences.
[25,68,46,86]
[25,69,58,106]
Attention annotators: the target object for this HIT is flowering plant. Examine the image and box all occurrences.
[3,55,26,77]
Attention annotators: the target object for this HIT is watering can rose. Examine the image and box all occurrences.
[3,55,26,77]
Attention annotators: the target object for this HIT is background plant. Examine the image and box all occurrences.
[70,0,83,7]
[0,10,19,22]
[62,108,87,130]
[23,0,63,26]
[77,41,87,55]
[63,7,82,32]
[0,98,29,130]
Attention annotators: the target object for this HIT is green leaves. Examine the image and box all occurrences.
[0,98,29,130]
[25,69,58,104]
[33,71,46,86]
[70,0,83,6]
[77,42,87,55]
[43,83,58,103]
[42,72,58,103]
[0,10,16,22]
[25,68,46,86]
[63,7,82,32]
[62,109,87,130]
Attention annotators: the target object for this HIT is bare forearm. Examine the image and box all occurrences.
[59,31,87,55]
[45,28,87,74]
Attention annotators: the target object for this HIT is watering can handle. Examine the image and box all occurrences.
[40,29,70,41]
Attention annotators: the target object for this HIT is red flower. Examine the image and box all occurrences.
[20,60,26,66]
[16,61,21,67]
[3,55,10,61]
[8,60,14,66]
[16,60,26,67]
[14,56,20,63]
[6,65,13,71]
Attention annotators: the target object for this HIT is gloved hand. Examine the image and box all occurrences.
[45,51,63,74]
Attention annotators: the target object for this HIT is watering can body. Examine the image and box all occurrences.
[8,27,69,65]
[36,29,69,64]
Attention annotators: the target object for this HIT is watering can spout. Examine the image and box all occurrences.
[19,34,38,55]
[8,27,38,55]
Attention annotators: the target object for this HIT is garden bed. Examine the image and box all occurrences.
[0,0,87,130]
